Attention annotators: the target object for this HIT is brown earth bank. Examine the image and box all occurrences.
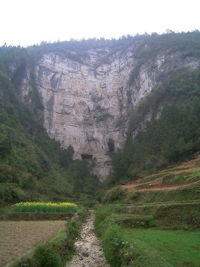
[123,179,200,193]
[122,157,200,193]
[0,220,66,267]
[0,212,74,221]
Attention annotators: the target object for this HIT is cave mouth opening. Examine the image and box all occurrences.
[81,154,93,160]
[108,138,115,152]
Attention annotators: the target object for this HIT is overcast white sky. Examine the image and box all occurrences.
[0,0,199,47]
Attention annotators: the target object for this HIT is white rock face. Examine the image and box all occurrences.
[33,48,134,180]
[19,44,200,180]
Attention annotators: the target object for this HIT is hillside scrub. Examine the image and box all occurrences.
[102,186,126,203]
[110,68,200,185]
[0,71,99,205]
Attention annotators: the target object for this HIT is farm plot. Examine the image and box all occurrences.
[0,220,66,266]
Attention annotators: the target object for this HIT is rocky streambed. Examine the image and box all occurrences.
[66,211,110,267]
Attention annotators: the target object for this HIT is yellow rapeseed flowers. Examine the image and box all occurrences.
[12,202,78,213]
[13,202,77,207]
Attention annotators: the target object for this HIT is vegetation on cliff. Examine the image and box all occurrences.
[110,68,200,185]
[0,71,99,205]
[1,30,200,202]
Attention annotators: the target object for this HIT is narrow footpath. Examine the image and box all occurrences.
[66,211,110,267]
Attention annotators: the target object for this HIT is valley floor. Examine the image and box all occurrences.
[66,211,110,267]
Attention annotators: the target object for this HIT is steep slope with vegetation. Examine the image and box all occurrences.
[1,31,200,204]
[1,31,200,267]
[0,70,99,205]
[110,68,200,185]
[96,33,200,266]
[9,31,200,180]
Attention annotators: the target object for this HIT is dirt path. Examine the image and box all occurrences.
[66,211,109,267]
[0,220,66,267]
[137,180,200,192]
[123,179,200,193]
[122,157,200,193]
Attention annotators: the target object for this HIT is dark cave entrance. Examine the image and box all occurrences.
[108,138,115,152]
[81,154,93,160]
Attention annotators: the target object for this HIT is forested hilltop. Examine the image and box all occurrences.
[1,31,200,203]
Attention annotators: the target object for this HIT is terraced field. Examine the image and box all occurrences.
[95,157,200,266]
[0,221,66,266]
[122,157,200,193]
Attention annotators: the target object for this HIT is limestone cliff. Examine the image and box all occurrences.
[18,38,200,180]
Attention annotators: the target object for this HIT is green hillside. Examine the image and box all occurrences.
[1,31,200,205]
[1,31,200,267]
[0,71,99,205]
[110,68,200,185]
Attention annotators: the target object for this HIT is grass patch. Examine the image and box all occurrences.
[123,228,200,267]
[124,202,200,229]
[102,225,172,267]
[0,206,9,216]
[137,173,161,183]
[105,213,155,228]
[102,187,126,203]
[126,182,200,204]
[34,244,63,267]
[95,204,200,266]
[162,171,200,185]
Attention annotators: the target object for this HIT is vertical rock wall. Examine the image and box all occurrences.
[19,43,200,180]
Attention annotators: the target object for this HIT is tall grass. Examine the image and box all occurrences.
[11,202,78,213]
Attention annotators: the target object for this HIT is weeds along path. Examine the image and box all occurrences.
[66,210,109,267]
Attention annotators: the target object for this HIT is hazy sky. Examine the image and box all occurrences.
[1,0,199,46]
